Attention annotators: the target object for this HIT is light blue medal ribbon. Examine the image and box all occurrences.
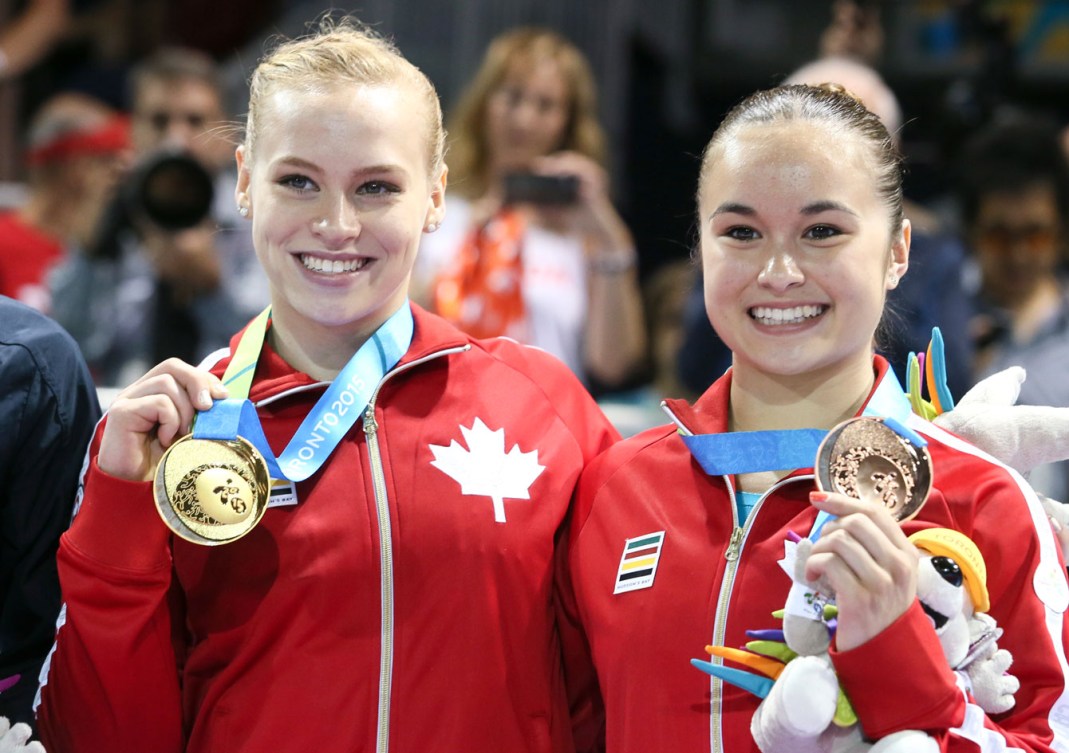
[192,303,414,482]
[682,367,923,491]
[682,430,827,475]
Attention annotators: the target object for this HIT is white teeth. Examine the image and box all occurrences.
[300,254,368,274]
[750,305,825,325]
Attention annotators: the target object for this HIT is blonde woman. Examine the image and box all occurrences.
[415,27,646,388]
[37,19,615,753]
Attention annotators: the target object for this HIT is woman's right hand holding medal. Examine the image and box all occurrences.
[98,359,229,482]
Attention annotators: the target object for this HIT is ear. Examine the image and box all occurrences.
[235,145,252,218]
[886,218,911,290]
[423,165,447,232]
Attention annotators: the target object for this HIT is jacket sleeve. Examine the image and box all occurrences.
[0,330,101,731]
[36,444,185,753]
[832,468,1069,753]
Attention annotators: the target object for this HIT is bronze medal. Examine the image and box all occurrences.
[815,416,932,522]
[153,435,271,545]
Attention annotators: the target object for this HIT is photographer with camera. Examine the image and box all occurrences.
[413,27,646,389]
[51,47,269,388]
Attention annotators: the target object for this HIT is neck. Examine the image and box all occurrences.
[728,350,876,433]
[267,305,403,382]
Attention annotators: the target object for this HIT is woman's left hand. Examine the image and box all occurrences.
[804,490,920,652]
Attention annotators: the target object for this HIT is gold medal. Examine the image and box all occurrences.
[816,417,932,522]
[153,435,271,545]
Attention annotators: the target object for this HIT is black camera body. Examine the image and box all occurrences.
[124,150,215,231]
[502,172,580,206]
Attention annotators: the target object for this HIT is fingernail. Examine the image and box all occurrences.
[198,389,212,408]
[809,491,829,503]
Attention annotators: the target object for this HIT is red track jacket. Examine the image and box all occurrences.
[563,358,1069,753]
[38,304,617,753]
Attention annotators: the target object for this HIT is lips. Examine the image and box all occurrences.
[299,254,370,275]
[748,304,827,326]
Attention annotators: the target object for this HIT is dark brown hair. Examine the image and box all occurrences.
[699,83,904,231]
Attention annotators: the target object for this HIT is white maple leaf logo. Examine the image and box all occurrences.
[429,418,545,523]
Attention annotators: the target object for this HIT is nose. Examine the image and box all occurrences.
[311,195,360,247]
[504,94,542,133]
[757,248,805,292]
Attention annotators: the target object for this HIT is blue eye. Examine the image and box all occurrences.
[358,181,400,196]
[280,174,316,192]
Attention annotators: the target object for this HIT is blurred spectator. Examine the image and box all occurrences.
[677,55,976,400]
[819,0,884,65]
[0,91,128,312]
[413,27,646,389]
[958,114,1069,501]
[0,295,100,733]
[51,46,269,387]
[0,0,72,81]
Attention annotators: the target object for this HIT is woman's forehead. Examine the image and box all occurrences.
[705,122,873,186]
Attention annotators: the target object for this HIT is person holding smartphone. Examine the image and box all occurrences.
[413,27,646,389]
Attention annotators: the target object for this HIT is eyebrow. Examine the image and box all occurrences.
[710,202,754,218]
[709,200,859,219]
[273,156,405,176]
[801,200,858,217]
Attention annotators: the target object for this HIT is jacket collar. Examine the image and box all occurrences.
[214,302,472,403]
[663,355,898,436]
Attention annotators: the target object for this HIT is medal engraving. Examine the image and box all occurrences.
[154,435,270,545]
[816,417,931,521]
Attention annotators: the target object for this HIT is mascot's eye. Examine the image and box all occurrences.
[931,556,963,587]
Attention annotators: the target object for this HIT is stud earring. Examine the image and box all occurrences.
[888,273,899,287]
[425,222,439,233]
[238,205,249,218]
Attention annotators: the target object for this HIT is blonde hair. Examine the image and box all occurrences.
[245,17,445,178]
[447,27,606,199]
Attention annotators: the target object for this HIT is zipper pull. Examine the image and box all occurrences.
[362,406,378,435]
[725,527,743,561]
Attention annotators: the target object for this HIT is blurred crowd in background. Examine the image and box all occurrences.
[1,0,1069,502]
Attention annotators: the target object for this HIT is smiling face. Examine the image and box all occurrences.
[235,82,445,349]
[699,120,908,384]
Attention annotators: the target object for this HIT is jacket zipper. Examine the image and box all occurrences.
[363,407,393,753]
[662,397,815,753]
[707,474,813,753]
[709,480,742,753]
[359,344,470,753]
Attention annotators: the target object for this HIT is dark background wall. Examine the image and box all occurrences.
[9,0,1069,275]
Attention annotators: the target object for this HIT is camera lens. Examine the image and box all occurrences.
[127,150,214,230]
